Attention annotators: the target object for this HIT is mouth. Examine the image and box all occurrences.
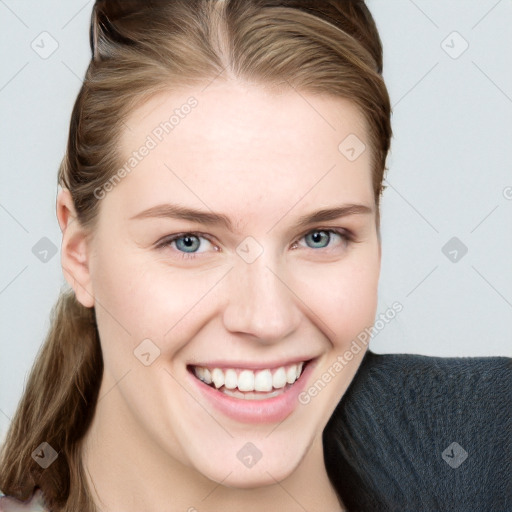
[186,357,316,423]
[188,360,310,401]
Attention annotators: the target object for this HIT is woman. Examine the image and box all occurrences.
[1,1,509,511]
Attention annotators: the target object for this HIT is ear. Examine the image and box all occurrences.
[56,188,95,308]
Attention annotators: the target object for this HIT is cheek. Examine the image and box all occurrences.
[90,241,223,360]
[293,245,380,422]
[294,245,380,345]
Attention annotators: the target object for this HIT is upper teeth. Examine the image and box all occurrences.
[193,362,305,392]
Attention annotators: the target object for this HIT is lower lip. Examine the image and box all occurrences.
[187,360,317,424]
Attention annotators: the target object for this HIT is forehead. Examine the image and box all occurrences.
[114,81,374,224]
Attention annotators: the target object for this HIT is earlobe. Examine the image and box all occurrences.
[56,188,95,308]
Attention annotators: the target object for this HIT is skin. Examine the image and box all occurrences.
[57,80,381,512]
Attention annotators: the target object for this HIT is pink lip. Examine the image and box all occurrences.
[188,357,314,371]
[187,358,317,424]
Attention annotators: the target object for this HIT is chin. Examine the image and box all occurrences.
[206,462,299,489]
[190,436,310,490]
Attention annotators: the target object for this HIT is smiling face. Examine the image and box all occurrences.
[72,80,381,489]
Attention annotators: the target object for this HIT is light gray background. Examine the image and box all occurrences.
[1,0,511,443]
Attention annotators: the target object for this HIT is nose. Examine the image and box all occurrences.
[221,252,302,344]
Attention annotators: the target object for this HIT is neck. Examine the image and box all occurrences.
[81,374,345,512]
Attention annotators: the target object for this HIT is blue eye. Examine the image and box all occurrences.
[174,234,202,253]
[156,228,351,260]
[303,230,341,249]
[157,233,214,259]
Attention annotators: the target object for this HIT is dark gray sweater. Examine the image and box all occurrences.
[323,350,512,511]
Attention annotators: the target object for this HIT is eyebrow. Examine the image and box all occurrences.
[130,202,373,232]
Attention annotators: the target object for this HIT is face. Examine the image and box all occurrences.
[73,81,380,487]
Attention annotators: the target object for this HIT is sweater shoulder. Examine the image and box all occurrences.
[345,350,511,406]
[324,350,512,511]
[327,349,511,446]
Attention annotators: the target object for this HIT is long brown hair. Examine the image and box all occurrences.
[0,1,392,510]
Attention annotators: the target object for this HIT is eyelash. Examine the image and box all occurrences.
[155,228,354,261]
